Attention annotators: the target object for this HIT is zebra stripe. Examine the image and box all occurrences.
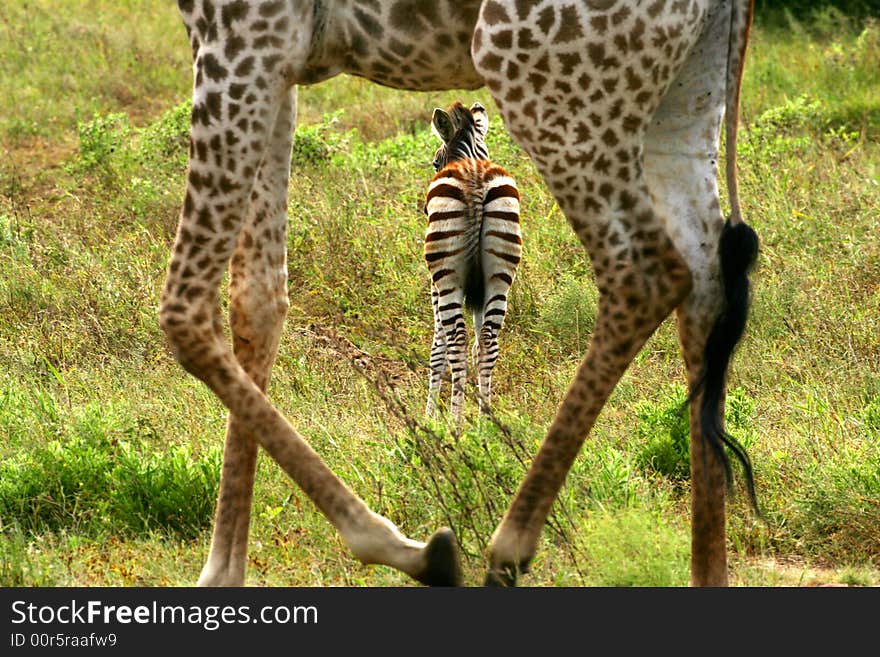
[424,151,522,421]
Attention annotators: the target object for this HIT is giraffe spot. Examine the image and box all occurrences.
[553,5,583,43]
[611,5,631,25]
[576,72,592,91]
[625,66,643,91]
[555,80,572,94]
[224,35,246,61]
[514,0,533,20]
[253,34,283,49]
[388,38,414,58]
[391,2,439,34]
[479,52,503,72]
[258,0,284,17]
[202,53,228,82]
[234,56,255,77]
[557,52,582,75]
[354,7,383,38]
[530,6,554,34]
[472,26,483,51]
[517,27,539,49]
[527,72,547,93]
[220,0,249,29]
[601,128,619,147]
[482,1,511,25]
[491,29,513,49]
[262,54,282,71]
[622,113,642,134]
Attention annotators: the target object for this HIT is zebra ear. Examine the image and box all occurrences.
[431,108,454,143]
[471,104,489,138]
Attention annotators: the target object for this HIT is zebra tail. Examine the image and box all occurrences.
[463,250,485,314]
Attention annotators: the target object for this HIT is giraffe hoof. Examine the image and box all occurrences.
[484,565,518,587]
[415,527,462,587]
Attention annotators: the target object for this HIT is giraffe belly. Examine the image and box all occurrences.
[317,0,485,91]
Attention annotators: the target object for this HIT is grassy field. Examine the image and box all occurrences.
[0,2,878,587]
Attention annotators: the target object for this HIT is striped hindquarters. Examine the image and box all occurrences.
[424,159,521,312]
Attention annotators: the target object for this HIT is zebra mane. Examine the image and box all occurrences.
[431,101,489,171]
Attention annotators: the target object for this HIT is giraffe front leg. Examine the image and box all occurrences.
[485,251,690,585]
[162,39,460,587]
[197,88,296,587]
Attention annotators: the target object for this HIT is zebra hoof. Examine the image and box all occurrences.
[415,527,462,587]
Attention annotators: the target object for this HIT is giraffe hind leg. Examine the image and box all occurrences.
[643,0,759,585]
[473,0,712,585]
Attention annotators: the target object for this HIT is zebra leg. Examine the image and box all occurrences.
[476,306,505,414]
[426,286,448,417]
[475,287,512,415]
[435,289,468,422]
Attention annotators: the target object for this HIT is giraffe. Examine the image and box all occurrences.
[160,0,757,587]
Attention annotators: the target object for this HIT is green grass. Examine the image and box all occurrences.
[0,4,878,587]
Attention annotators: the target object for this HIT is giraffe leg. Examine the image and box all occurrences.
[197,88,296,587]
[162,42,460,586]
[472,0,719,585]
[426,286,448,418]
[642,1,748,586]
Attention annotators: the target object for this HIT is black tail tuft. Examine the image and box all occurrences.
[464,252,485,314]
[691,219,761,515]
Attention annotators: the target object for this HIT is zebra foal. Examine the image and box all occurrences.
[423,101,522,421]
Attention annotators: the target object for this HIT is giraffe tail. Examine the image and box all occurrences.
[690,0,761,515]
[693,219,759,514]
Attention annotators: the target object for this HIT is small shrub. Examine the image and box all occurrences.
[73,111,133,176]
[633,385,758,482]
[536,272,597,357]
[634,386,692,481]
[792,453,880,564]
[109,443,221,539]
[0,526,56,587]
[292,111,353,166]
[577,508,689,587]
[0,409,221,539]
[138,99,192,163]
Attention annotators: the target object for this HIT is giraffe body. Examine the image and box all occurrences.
[161,0,757,587]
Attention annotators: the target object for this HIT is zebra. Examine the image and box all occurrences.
[423,101,522,421]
